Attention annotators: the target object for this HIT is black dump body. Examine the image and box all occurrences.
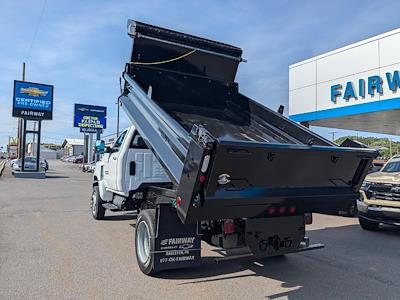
[125,20,378,223]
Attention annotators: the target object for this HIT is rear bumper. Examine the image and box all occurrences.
[357,199,400,226]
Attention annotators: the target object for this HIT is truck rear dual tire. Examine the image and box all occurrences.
[91,186,106,220]
[359,217,379,231]
[135,209,157,276]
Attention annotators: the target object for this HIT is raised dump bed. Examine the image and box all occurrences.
[120,20,378,224]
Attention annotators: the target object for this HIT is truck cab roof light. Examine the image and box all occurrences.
[279,206,286,214]
[289,206,296,214]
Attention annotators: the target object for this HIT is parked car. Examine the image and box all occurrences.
[42,159,49,171]
[75,155,84,164]
[9,158,19,167]
[82,162,96,173]
[66,156,77,163]
[12,157,47,173]
[358,155,400,230]
[369,161,385,173]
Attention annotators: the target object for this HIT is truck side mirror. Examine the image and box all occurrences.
[95,140,106,153]
[105,146,113,153]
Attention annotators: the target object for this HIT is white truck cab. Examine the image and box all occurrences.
[92,126,171,218]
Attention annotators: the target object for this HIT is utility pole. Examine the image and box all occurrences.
[329,131,338,142]
[17,62,26,158]
[389,138,392,158]
[8,136,11,158]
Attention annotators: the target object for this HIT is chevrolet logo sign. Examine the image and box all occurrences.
[20,87,48,97]
[78,107,89,112]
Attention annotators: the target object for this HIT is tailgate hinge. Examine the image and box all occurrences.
[190,124,215,150]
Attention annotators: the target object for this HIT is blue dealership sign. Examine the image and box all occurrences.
[13,80,54,120]
[74,115,106,129]
[74,103,107,129]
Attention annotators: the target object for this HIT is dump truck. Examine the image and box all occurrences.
[92,20,378,275]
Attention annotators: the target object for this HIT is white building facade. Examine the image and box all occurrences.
[289,28,400,135]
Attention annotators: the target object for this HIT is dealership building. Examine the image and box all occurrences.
[289,28,400,136]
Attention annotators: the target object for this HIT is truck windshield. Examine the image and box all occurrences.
[381,159,400,173]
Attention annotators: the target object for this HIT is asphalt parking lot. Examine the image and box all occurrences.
[1,160,400,299]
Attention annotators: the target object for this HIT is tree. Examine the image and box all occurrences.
[335,136,399,159]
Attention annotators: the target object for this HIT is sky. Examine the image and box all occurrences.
[2,0,400,149]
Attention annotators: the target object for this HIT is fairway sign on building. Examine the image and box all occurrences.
[12,80,54,120]
[289,28,400,135]
[74,104,107,130]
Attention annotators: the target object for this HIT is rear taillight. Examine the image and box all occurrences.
[199,175,206,183]
[304,213,313,225]
[268,205,297,216]
[223,219,235,234]
[175,196,182,207]
[267,207,276,215]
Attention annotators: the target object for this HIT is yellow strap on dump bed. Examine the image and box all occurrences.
[129,49,196,66]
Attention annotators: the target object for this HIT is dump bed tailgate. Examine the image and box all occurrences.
[176,141,376,223]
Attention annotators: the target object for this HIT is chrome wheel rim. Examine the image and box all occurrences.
[136,220,151,265]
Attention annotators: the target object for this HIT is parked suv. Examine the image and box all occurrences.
[358,155,400,230]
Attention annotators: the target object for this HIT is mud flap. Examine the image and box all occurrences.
[153,204,201,272]
[245,216,305,257]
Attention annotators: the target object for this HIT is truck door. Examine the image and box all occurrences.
[103,130,127,191]
[124,131,171,192]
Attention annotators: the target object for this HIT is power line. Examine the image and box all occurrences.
[26,0,47,60]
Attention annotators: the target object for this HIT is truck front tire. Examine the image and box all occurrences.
[135,209,156,275]
[359,217,379,231]
[91,186,106,220]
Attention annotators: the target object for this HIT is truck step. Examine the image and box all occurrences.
[102,203,119,210]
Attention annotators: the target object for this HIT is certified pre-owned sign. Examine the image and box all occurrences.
[12,80,54,120]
